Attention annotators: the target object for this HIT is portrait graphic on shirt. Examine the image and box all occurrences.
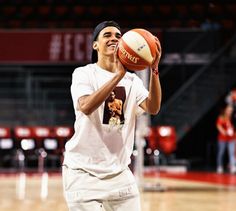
[103,87,126,126]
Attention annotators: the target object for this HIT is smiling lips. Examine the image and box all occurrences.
[108,42,118,48]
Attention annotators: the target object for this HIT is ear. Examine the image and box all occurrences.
[93,41,98,50]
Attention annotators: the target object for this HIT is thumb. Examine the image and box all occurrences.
[114,43,119,63]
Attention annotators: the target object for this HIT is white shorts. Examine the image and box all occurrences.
[62,165,141,211]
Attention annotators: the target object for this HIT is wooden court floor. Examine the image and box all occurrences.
[0,172,235,211]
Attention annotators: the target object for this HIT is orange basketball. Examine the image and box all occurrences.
[117,28,157,71]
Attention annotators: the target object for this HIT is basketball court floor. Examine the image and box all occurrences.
[0,170,235,211]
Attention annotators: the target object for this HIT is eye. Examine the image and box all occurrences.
[103,32,111,38]
[116,33,122,39]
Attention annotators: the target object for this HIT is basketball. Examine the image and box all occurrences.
[117,28,157,71]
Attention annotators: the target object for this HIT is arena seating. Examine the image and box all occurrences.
[0,1,235,32]
[0,126,73,170]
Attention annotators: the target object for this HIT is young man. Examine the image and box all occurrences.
[62,20,162,211]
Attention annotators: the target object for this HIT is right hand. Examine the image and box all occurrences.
[114,44,126,78]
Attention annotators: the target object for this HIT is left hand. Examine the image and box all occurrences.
[150,37,162,72]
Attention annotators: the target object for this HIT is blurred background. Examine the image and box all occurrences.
[0,0,236,175]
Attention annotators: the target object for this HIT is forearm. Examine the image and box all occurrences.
[142,36,162,115]
[78,73,124,115]
[140,72,162,115]
[217,125,226,135]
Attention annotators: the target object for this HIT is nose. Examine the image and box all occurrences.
[111,37,118,43]
[111,34,119,42]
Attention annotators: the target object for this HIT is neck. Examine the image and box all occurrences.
[97,56,116,73]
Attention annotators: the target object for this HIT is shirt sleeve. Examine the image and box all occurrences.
[71,67,94,109]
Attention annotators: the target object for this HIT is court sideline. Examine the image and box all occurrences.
[0,171,235,211]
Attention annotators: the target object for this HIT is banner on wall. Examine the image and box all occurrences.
[0,30,93,64]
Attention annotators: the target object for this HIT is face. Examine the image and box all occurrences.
[93,26,122,59]
[111,92,115,100]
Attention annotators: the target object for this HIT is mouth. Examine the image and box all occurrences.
[107,43,118,48]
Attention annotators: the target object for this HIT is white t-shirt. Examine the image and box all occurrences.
[63,63,149,178]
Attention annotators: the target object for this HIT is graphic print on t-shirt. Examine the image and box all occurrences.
[103,87,126,126]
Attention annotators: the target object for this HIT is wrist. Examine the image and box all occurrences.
[151,67,159,76]
[115,70,125,81]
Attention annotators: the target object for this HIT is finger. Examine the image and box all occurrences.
[153,36,161,55]
[156,46,161,61]
[156,41,161,54]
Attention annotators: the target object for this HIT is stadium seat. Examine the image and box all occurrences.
[207,3,224,20]
[87,6,103,17]
[146,126,176,155]
[190,3,206,19]
[31,126,59,170]
[53,5,69,19]
[37,5,52,19]
[0,127,15,168]
[53,126,73,159]
[18,5,35,19]
[30,126,73,169]
[174,4,188,19]
[168,19,183,29]
[220,19,235,31]
[185,19,201,28]
[2,6,17,19]
[14,126,38,169]
[73,5,86,17]
[225,3,236,18]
